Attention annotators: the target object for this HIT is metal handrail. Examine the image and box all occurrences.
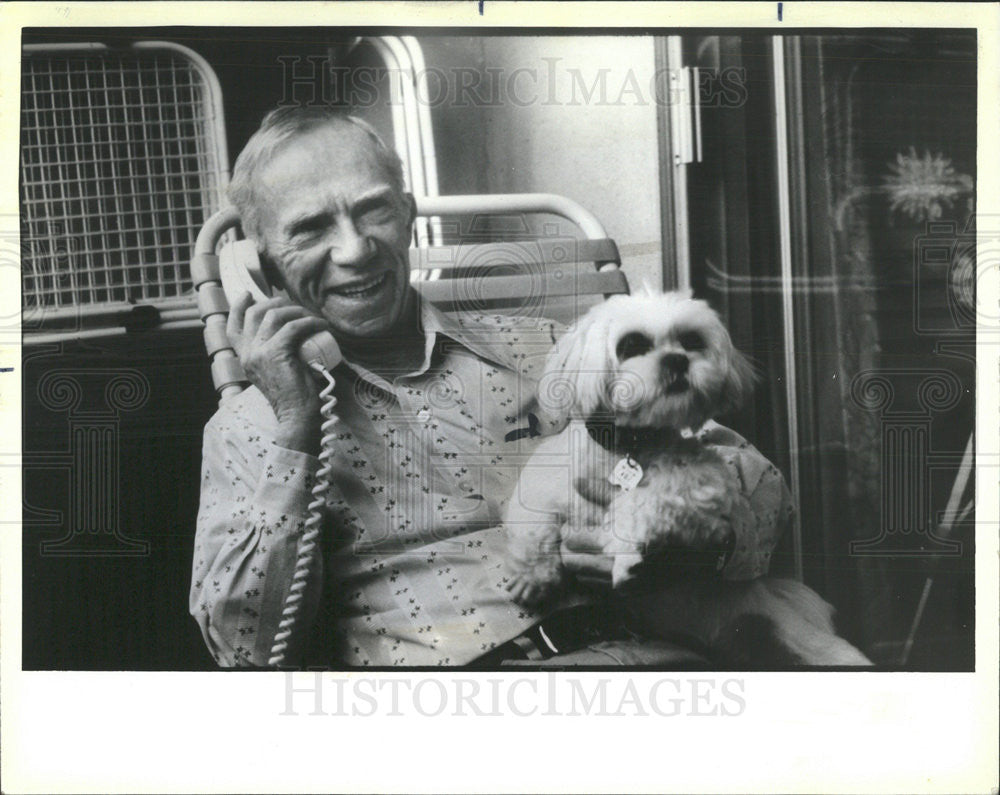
[26,193,618,346]
[187,194,620,400]
[415,193,611,242]
[193,194,612,258]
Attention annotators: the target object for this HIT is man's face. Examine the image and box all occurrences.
[254,123,415,340]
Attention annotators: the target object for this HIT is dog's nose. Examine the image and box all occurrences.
[660,352,689,377]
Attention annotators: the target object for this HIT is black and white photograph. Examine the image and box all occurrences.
[2,2,998,793]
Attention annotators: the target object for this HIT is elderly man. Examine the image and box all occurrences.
[190,106,791,668]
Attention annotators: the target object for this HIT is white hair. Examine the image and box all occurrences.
[227,106,405,244]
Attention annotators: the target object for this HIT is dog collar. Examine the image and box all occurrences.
[583,418,681,458]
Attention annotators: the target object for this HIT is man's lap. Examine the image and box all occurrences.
[496,638,711,667]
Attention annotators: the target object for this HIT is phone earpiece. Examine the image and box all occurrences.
[220,237,342,373]
[219,239,272,304]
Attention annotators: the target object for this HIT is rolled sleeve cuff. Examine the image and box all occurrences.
[697,422,793,580]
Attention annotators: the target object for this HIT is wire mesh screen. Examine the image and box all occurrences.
[21,44,227,315]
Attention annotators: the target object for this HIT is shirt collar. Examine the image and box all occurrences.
[425,300,562,374]
[419,300,510,370]
[339,296,559,389]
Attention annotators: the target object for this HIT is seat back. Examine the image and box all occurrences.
[190,193,628,402]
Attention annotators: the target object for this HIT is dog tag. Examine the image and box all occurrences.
[609,455,643,492]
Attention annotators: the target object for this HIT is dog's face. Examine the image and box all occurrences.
[539,291,755,429]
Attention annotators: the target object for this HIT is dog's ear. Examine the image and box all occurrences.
[539,302,617,421]
[720,345,758,415]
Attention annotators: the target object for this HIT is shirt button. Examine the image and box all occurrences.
[417,409,432,423]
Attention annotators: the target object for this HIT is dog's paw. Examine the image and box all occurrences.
[506,574,558,607]
[504,561,563,607]
[610,552,644,588]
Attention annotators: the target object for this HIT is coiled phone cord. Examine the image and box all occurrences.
[268,363,338,667]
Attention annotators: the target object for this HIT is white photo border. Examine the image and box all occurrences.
[1,3,997,793]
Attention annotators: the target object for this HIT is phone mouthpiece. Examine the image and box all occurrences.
[300,334,343,372]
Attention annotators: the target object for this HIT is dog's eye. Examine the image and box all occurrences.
[616,332,654,360]
[677,331,706,351]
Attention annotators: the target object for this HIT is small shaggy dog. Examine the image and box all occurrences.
[503,291,871,666]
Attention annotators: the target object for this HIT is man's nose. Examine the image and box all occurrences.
[328,220,375,267]
[660,352,689,378]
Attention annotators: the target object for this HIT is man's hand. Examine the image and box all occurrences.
[227,292,333,455]
[559,477,621,588]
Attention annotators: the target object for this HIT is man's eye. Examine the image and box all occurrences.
[357,203,394,225]
[616,332,654,360]
[677,331,706,351]
[289,220,326,241]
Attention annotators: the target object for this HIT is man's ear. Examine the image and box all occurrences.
[403,192,417,228]
[256,243,286,292]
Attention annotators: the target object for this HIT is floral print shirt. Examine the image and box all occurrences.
[190,301,792,667]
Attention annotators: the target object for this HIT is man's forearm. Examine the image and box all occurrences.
[191,433,323,666]
[274,412,323,457]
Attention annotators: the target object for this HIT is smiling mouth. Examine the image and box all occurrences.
[330,272,389,300]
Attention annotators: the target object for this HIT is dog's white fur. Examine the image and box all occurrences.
[503,290,871,666]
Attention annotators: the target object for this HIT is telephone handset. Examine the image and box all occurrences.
[219,239,343,372]
[219,237,340,668]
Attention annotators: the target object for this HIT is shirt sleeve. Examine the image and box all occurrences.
[697,420,795,580]
[189,413,322,667]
